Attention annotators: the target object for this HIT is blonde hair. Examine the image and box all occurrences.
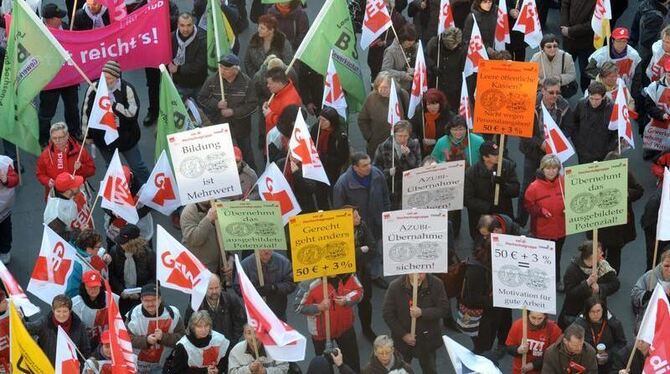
[121,237,148,256]
[373,71,391,92]
[188,310,213,334]
[538,154,561,171]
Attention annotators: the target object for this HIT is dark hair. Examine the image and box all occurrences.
[398,24,418,42]
[578,240,597,261]
[424,88,447,110]
[587,81,607,96]
[490,50,512,61]
[276,105,302,137]
[266,67,288,84]
[351,152,370,167]
[540,34,560,49]
[563,324,585,340]
[257,14,278,30]
[52,294,72,310]
[473,0,495,11]
[319,106,341,129]
[582,295,608,322]
[446,115,467,133]
[75,229,103,251]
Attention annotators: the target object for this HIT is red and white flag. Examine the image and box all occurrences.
[156,225,212,311]
[388,78,403,131]
[137,150,181,216]
[235,255,306,362]
[542,102,575,164]
[55,325,80,374]
[0,261,40,317]
[658,168,670,241]
[87,72,118,145]
[643,286,670,373]
[638,284,670,345]
[494,0,510,51]
[288,110,330,185]
[464,18,488,77]
[322,50,348,119]
[459,72,473,129]
[360,0,392,50]
[438,0,455,35]
[99,149,139,224]
[608,79,635,149]
[106,279,137,374]
[258,163,301,225]
[512,0,543,48]
[27,226,80,305]
[408,41,428,119]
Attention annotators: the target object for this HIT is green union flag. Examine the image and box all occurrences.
[0,0,69,155]
[293,0,365,112]
[155,65,194,160]
[207,0,235,73]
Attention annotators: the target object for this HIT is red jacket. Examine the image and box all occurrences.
[506,318,562,374]
[36,138,96,196]
[296,274,363,341]
[265,80,302,133]
[524,175,566,240]
[652,151,670,183]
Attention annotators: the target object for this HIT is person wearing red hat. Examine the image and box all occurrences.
[72,270,120,350]
[84,329,113,373]
[643,57,670,148]
[585,26,641,88]
[43,172,86,240]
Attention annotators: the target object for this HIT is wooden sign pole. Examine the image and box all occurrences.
[493,134,506,206]
[410,273,419,337]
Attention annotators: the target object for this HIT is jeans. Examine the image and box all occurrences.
[0,216,11,254]
[99,145,151,185]
[38,85,81,145]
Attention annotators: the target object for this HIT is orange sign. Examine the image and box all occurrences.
[473,60,539,138]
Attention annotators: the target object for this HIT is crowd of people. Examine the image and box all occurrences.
[0,0,669,373]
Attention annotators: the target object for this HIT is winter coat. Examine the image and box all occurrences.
[264,80,302,132]
[267,4,309,51]
[333,166,391,239]
[610,343,645,374]
[310,123,350,186]
[560,0,597,52]
[520,94,572,166]
[0,160,17,222]
[564,98,617,164]
[295,274,363,341]
[382,274,449,352]
[464,159,520,225]
[197,70,258,138]
[35,138,95,196]
[82,79,141,152]
[638,0,669,60]
[460,257,492,310]
[354,221,376,278]
[358,90,410,156]
[184,290,246,345]
[530,50,578,88]
[412,107,452,151]
[558,258,620,328]
[180,203,221,275]
[373,137,422,202]
[431,132,485,166]
[524,173,566,240]
[25,312,91,365]
[573,314,626,372]
[243,31,293,76]
[408,0,440,43]
[171,30,208,90]
[541,338,598,374]
[167,333,227,374]
[361,351,414,374]
[463,3,498,49]
[108,245,156,295]
[425,36,466,110]
[228,340,289,374]
[381,39,417,91]
[631,263,670,316]
[72,7,110,30]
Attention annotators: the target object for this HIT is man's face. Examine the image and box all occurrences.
[104,72,118,89]
[613,38,628,53]
[86,0,102,13]
[206,277,221,300]
[266,78,284,94]
[86,285,101,299]
[178,18,194,38]
[589,94,604,108]
[542,85,561,107]
[482,153,498,167]
[564,336,584,355]
[394,130,410,146]
[259,249,273,264]
[219,65,238,81]
[141,295,159,315]
[352,158,372,178]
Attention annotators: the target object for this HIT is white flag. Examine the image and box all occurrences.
[322,50,348,119]
[408,41,427,119]
[360,0,392,50]
[658,168,670,241]
[542,102,575,164]
[638,283,670,344]
[438,0,455,35]
[56,326,80,374]
[0,261,40,317]
[236,255,306,361]
[87,72,119,145]
[591,0,612,48]
[608,79,635,149]
[137,150,181,216]
[444,335,502,374]
[156,225,212,311]
[258,163,301,225]
[494,0,510,50]
[459,72,473,129]
[512,0,543,48]
[464,18,488,77]
[388,78,403,131]
[98,149,139,224]
[288,110,330,185]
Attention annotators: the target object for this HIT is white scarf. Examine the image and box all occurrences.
[173,27,198,66]
[84,4,107,29]
[123,251,137,288]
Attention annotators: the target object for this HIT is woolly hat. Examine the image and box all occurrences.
[102,60,121,78]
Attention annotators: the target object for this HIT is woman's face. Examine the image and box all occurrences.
[51,129,69,149]
[243,325,257,346]
[450,125,467,140]
[543,41,559,58]
[394,130,410,146]
[377,81,391,97]
[480,0,493,11]
[588,303,604,323]
[602,72,618,87]
[258,23,273,39]
[318,116,331,130]
[543,166,559,181]
[528,312,546,327]
[193,322,211,339]
[426,102,440,114]
[54,306,71,323]
[374,346,394,366]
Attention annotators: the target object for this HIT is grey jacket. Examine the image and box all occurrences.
[358,90,410,156]
[381,39,415,91]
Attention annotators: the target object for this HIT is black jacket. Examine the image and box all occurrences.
[25,312,91,365]
[108,245,157,295]
[171,30,208,90]
[463,3,498,49]
[464,159,520,222]
[560,0,597,52]
[310,123,350,186]
[573,314,627,372]
[425,36,466,110]
[564,98,616,164]
[184,290,246,348]
[460,257,492,310]
[610,343,646,374]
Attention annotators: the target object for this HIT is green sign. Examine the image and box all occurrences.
[564,159,628,235]
[216,201,287,250]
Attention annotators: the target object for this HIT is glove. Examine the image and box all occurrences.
[389,167,396,177]
[258,284,276,296]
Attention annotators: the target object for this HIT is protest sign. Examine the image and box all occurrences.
[473,60,538,137]
[167,124,241,204]
[216,201,287,251]
[564,159,628,235]
[382,209,449,276]
[402,161,465,210]
[643,122,670,152]
[289,209,356,282]
[491,233,556,314]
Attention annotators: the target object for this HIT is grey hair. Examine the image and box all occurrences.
[373,71,391,92]
[49,122,68,135]
[373,335,394,350]
[599,61,618,77]
[188,310,213,333]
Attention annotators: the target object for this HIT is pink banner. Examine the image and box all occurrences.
[101,0,128,23]
[45,0,172,89]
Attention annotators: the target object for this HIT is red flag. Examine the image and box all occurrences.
[258,163,301,224]
[99,149,139,224]
[464,18,488,77]
[106,280,137,374]
[360,0,392,49]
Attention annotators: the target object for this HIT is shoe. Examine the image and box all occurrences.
[556,281,565,293]
[372,277,389,289]
[363,328,377,343]
[143,114,157,127]
[0,253,11,265]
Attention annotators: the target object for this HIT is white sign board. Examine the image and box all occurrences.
[491,233,556,314]
[402,161,465,210]
[382,209,449,276]
[167,124,242,204]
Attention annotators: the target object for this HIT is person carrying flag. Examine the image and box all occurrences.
[168,12,208,99]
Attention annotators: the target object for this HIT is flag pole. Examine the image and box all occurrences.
[322,276,332,344]
[466,129,473,166]
[85,194,100,227]
[521,307,528,368]
[493,134,506,205]
[410,273,419,338]
[435,34,441,87]
[211,200,231,287]
[210,0,226,99]
[69,0,78,30]
[254,249,265,287]
[592,229,598,274]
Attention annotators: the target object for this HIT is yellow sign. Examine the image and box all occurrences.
[289,209,356,282]
[10,301,55,374]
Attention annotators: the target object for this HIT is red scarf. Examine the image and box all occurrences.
[317,127,332,155]
[424,112,439,139]
[52,314,72,334]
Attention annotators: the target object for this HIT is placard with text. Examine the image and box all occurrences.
[216,201,286,251]
[402,161,465,210]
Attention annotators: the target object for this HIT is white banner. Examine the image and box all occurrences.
[382,209,448,276]
[167,124,242,204]
[402,161,465,210]
[491,233,556,314]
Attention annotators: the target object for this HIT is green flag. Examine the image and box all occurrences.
[155,65,195,160]
[293,0,365,112]
[207,0,235,73]
[0,0,69,155]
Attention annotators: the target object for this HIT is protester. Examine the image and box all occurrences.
[631,250,670,320]
[71,269,119,349]
[43,172,85,239]
[244,14,293,77]
[463,0,498,51]
[366,0,408,82]
[588,62,636,111]
[559,0,596,92]
[262,67,302,134]
[381,24,418,92]
[310,107,349,210]
[228,324,289,374]
[168,12,207,98]
[610,339,650,374]
[103,165,154,245]
[0,156,17,265]
[166,310,230,373]
[414,88,451,155]
[431,115,484,167]
[475,213,525,247]
[425,27,466,110]
[361,335,414,374]
[180,201,225,278]
[266,0,308,51]
[232,146,260,200]
[541,324,598,373]
[505,311,562,374]
[530,34,577,91]
[585,27,641,88]
[72,0,110,30]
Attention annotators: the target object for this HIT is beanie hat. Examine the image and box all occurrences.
[102,60,121,78]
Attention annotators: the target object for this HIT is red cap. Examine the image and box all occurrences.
[100,330,110,344]
[54,172,84,193]
[612,27,629,40]
[233,146,242,162]
[82,270,102,287]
